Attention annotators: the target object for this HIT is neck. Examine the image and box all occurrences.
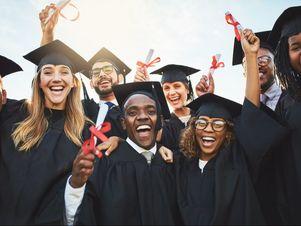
[44,100,66,110]
[200,152,216,161]
[99,92,115,102]
[174,107,190,117]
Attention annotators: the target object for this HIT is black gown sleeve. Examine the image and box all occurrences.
[73,158,107,225]
[234,98,288,170]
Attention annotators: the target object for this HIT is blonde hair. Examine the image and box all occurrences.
[12,72,87,151]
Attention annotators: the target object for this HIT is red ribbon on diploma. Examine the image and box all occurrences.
[82,122,111,158]
[210,55,225,70]
[136,57,161,69]
[225,12,242,41]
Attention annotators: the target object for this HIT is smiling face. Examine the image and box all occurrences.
[288,32,301,74]
[243,47,275,92]
[162,81,189,110]
[39,64,75,110]
[122,94,158,149]
[195,116,229,161]
[90,61,123,97]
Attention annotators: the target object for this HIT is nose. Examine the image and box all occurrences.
[203,122,214,132]
[137,110,149,121]
[53,72,62,81]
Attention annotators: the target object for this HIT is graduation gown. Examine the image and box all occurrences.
[161,113,186,151]
[175,99,288,225]
[82,99,126,139]
[272,93,301,224]
[74,141,182,225]
[0,99,90,225]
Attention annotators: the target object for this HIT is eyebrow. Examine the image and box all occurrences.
[126,104,157,110]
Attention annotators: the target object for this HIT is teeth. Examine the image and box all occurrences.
[202,137,215,142]
[137,125,151,131]
[50,86,64,91]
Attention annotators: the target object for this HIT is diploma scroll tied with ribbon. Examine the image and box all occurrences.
[136,49,161,75]
[82,122,111,159]
[208,54,225,77]
[225,11,244,41]
[45,0,80,24]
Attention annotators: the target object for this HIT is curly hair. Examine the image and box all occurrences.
[179,116,235,159]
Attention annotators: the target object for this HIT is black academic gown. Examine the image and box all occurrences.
[74,141,182,225]
[175,99,288,225]
[161,113,187,151]
[253,90,288,225]
[82,99,126,139]
[0,99,90,225]
[272,93,301,224]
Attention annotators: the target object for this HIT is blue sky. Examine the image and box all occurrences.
[1,0,299,103]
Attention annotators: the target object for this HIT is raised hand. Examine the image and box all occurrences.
[195,74,215,97]
[39,3,59,45]
[241,28,260,56]
[134,66,150,82]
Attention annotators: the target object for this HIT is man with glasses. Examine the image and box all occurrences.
[233,31,286,111]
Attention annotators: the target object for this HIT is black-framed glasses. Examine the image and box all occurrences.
[90,65,115,77]
[257,55,272,66]
[195,118,228,132]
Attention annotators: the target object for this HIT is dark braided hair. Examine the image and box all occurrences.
[275,36,301,100]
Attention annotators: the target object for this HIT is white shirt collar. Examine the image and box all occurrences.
[263,82,282,100]
[199,159,208,173]
[126,138,157,155]
[98,99,118,106]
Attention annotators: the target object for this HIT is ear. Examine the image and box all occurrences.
[2,89,7,104]
[89,79,95,89]
[120,116,126,130]
[71,75,76,88]
[118,74,124,84]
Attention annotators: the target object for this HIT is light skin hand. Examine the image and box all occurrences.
[134,66,150,82]
[195,74,215,97]
[40,3,59,46]
[96,136,124,156]
[159,146,173,163]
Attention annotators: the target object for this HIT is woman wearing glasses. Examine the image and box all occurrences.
[174,29,287,225]
[0,40,91,225]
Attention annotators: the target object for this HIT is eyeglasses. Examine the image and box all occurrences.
[90,65,115,77]
[242,55,272,67]
[195,118,228,132]
[257,55,272,66]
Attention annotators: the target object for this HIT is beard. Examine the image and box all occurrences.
[260,73,275,93]
[94,86,113,97]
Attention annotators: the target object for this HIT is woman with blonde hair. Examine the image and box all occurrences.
[0,40,91,225]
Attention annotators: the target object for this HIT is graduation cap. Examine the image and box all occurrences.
[150,64,200,84]
[0,55,23,77]
[112,81,171,120]
[23,39,88,73]
[84,47,131,78]
[187,93,242,121]
[268,6,301,51]
[232,31,274,66]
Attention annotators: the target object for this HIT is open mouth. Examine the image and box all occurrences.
[49,86,65,94]
[169,96,180,105]
[136,124,152,139]
[259,69,267,78]
[201,136,216,147]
